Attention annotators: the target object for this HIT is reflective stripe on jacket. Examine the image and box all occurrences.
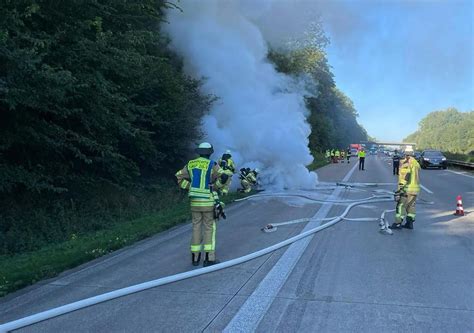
[398,158,420,194]
[187,157,213,199]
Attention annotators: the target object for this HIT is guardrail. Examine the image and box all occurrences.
[447,159,474,169]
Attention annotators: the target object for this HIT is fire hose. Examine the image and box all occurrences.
[0,191,434,332]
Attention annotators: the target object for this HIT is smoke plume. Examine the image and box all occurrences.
[163,1,318,189]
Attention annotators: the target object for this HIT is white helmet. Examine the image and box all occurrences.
[254,168,260,173]
[225,149,232,155]
[195,142,214,155]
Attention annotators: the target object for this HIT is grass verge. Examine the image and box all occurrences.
[0,190,250,297]
[308,151,330,170]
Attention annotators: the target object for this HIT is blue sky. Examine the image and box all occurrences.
[322,0,473,142]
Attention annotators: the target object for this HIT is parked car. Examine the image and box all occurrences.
[420,150,447,169]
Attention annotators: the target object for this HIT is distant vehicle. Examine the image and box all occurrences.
[350,143,361,156]
[404,145,414,154]
[414,151,422,163]
[420,150,447,169]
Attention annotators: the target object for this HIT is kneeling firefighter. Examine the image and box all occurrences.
[175,142,226,266]
[239,168,259,193]
[390,151,420,230]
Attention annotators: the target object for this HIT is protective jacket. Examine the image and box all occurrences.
[176,157,222,211]
[358,150,366,158]
[398,158,420,194]
[393,153,401,164]
[218,154,235,173]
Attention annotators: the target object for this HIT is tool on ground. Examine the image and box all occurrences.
[379,209,395,235]
[214,202,226,220]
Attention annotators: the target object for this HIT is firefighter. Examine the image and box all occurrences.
[239,168,258,193]
[358,148,366,170]
[392,149,401,175]
[340,149,345,163]
[335,149,340,163]
[325,149,331,163]
[175,142,225,266]
[218,150,235,173]
[390,151,420,230]
[216,150,235,195]
[346,147,351,163]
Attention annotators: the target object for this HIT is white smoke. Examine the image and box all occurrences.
[163,1,318,189]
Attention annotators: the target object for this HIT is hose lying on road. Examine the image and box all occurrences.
[261,200,433,233]
[235,193,384,203]
[0,196,394,332]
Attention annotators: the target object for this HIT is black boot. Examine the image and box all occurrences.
[192,253,201,266]
[389,222,403,230]
[403,216,414,229]
[203,253,219,267]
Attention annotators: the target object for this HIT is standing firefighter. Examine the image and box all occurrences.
[340,149,345,163]
[390,152,420,230]
[175,142,225,266]
[392,149,401,175]
[346,147,351,163]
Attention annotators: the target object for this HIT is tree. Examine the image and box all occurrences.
[403,108,474,153]
[268,25,368,153]
[0,0,212,253]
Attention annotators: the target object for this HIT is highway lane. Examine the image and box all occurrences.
[209,155,474,332]
[1,154,473,332]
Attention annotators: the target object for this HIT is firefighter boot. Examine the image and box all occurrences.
[389,222,403,230]
[203,253,219,267]
[403,216,414,229]
[192,253,201,266]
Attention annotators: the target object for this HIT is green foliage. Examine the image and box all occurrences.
[404,108,474,154]
[268,30,368,153]
[0,188,252,297]
[0,1,212,254]
[308,151,329,170]
[0,193,191,297]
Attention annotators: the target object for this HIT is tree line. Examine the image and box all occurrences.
[268,27,368,152]
[0,1,368,255]
[404,108,474,154]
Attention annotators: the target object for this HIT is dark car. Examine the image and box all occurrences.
[414,151,422,163]
[420,150,447,169]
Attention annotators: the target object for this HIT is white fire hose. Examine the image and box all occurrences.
[0,195,395,332]
[0,187,435,332]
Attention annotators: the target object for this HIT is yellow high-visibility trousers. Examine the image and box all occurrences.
[190,210,216,261]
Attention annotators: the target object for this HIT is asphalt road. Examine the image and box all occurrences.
[1,154,473,332]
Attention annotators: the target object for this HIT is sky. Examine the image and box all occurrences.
[320,0,473,142]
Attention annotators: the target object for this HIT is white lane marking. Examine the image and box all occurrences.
[223,162,359,332]
[420,184,434,194]
[446,170,474,180]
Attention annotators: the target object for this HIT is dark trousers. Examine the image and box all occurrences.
[359,157,365,170]
[393,162,400,175]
